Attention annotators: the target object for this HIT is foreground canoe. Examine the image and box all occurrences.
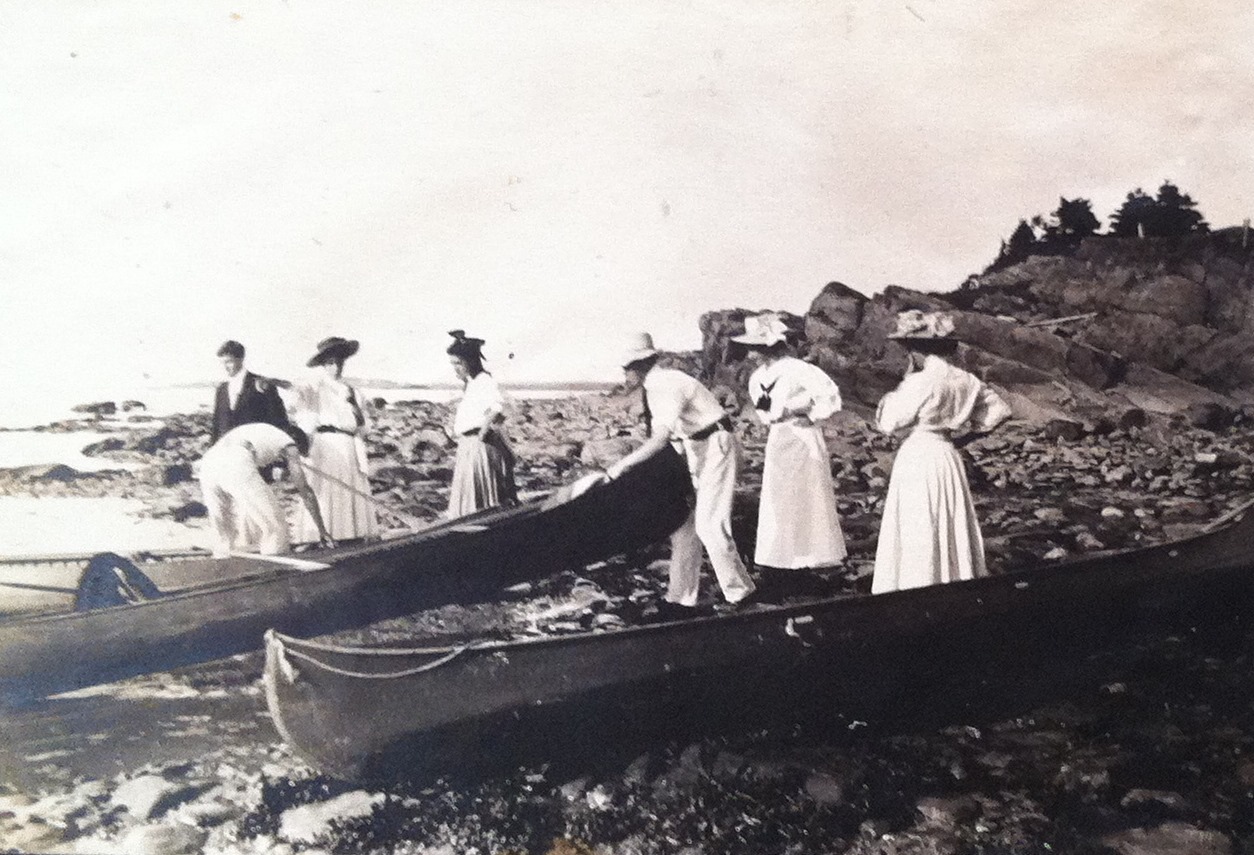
[265,500,1254,781]
[0,447,692,701]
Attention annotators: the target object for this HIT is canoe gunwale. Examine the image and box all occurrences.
[0,446,695,699]
[262,496,1254,779]
[0,481,571,628]
[269,498,1254,667]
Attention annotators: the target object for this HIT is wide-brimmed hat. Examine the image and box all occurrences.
[886,310,956,341]
[731,313,791,347]
[307,336,360,367]
[621,332,659,368]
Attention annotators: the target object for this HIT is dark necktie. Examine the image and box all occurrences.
[640,387,652,438]
[755,380,776,413]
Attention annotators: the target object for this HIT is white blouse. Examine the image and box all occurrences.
[876,355,1011,436]
[453,372,509,436]
[293,375,370,436]
[747,357,842,425]
[642,367,727,439]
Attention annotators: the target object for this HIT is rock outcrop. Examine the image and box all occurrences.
[698,230,1254,425]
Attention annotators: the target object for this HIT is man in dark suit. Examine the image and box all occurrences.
[210,340,290,446]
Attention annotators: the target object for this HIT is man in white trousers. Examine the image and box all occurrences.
[602,332,757,617]
[199,422,334,558]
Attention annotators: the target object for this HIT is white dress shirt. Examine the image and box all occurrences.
[642,367,727,439]
[227,371,246,409]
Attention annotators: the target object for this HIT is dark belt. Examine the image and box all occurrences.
[315,426,356,436]
[688,415,732,442]
[461,427,481,437]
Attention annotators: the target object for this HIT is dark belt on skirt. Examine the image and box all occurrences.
[688,415,732,442]
[461,427,481,437]
[315,426,356,436]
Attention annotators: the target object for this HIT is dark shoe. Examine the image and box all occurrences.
[650,600,701,622]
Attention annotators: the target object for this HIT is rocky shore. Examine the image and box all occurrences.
[2,383,1254,853]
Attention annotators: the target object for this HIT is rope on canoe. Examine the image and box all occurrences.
[270,630,459,657]
[273,637,471,682]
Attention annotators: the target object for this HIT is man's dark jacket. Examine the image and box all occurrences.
[210,372,290,445]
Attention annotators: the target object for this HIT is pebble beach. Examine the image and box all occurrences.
[2,391,1254,854]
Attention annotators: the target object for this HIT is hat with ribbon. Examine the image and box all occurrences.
[886,310,957,341]
[730,312,792,347]
[307,336,360,367]
[446,330,487,360]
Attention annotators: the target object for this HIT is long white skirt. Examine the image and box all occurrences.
[448,432,518,519]
[296,432,378,542]
[872,431,986,594]
[755,422,847,569]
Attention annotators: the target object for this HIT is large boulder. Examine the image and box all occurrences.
[805,281,866,343]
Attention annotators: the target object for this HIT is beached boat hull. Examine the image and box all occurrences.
[0,447,692,701]
[265,501,1254,781]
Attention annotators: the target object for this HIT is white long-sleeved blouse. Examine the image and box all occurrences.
[747,357,842,425]
[876,355,1011,436]
[453,372,509,436]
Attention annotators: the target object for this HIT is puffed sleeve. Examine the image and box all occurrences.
[799,362,842,422]
[482,375,507,422]
[291,378,320,435]
[967,383,1012,433]
[875,375,925,435]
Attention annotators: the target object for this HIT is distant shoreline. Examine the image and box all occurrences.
[160,379,617,392]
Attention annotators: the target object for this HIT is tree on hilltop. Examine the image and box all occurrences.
[988,219,1039,271]
[1110,181,1209,237]
[1050,197,1102,241]
[1110,188,1156,237]
[1152,180,1208,235]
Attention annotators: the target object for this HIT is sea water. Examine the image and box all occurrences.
[0,383,606,553]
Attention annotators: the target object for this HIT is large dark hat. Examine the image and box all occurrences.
[446,329,486,359]
[307,336,360,367]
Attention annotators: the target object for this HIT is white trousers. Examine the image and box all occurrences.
[666,431,756,606]
[200,447,289,559]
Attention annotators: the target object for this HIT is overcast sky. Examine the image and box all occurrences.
[2,0,1251,404]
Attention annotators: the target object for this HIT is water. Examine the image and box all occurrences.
[0,432,145,473]
[0,384,607,470]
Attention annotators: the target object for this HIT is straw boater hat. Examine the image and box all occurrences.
[886,310,956,341]
[307,336,360,367]
[620,332,659,368]
[730,313,791,347]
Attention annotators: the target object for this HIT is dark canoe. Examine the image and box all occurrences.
[0,446,692,701]
[264,500,1254,782]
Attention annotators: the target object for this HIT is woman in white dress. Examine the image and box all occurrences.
[446,330,518,518]
[872,310,1012,594]
[733,313,847,571]
[292,336,378,544]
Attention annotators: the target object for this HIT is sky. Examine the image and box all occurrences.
[2,0,1252,408]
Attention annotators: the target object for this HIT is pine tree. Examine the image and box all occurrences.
[1109,189,1156,237]
[1053,197,1101,240]
[1152,180,1208,236]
